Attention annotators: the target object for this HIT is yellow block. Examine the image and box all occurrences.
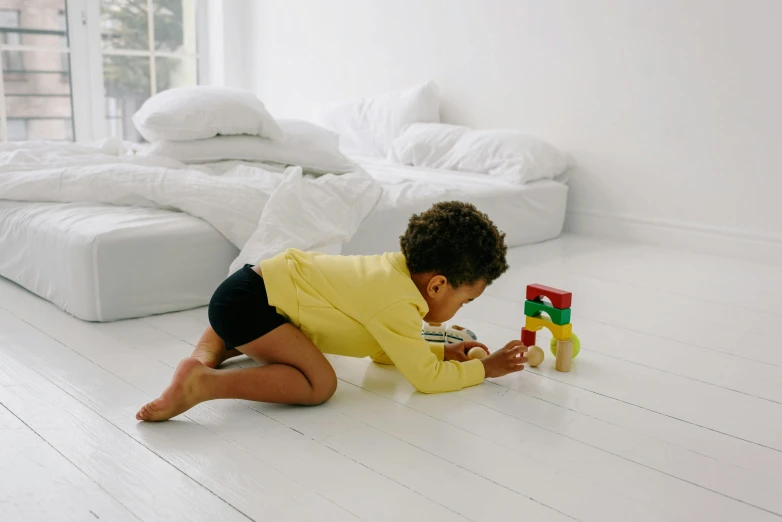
[525,316,572,341]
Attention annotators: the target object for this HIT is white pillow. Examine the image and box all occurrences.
[313,81,440,157]
[389,123,569,184]
[143,120,355,175]
[133,86,284,142]
[387,123,469,166]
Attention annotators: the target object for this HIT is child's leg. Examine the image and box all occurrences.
[190,326,242,368]
[136,323,337,422]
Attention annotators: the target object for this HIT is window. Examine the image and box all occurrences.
[0,10,24,72]
[0,1,203,142]
[0,1,74,141]
[100,0,199,141]
[57,10,69,73]
[7,118,27,140]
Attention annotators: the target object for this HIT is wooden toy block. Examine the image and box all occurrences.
[468,346,487,360]
[526,345,545,367]
[521,327,537,347]
[524,300,571,325]
[550,333,581,358]
[526,284,572,310]
[525,315,572,341]
[555,339,573,372]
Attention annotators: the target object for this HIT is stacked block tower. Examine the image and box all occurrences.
[522,284,575,372]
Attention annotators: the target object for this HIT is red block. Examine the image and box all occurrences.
[526,284,572,309]
[521,328,537,347]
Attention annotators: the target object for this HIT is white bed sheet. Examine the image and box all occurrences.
[0,201,238,322]
[0,158,568,322]
[343,157,569,254]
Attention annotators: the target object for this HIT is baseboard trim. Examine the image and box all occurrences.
[564,209,782,263]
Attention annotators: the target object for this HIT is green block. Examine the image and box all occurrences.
[524,300,571,325]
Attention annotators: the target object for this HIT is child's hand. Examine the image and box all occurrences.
[481,341,528,378]
[444,341,489,362]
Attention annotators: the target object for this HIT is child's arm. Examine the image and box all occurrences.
[366,303,485,393]
[370,341,445,365]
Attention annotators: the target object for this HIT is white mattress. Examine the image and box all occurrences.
[0,201,238,322]
[0,160,567,322]
[343,157,568,254]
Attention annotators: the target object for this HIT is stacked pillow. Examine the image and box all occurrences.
[135,86,355,175]
[314,82,570,184]
[314,81,440,158]
[388,123,570,185]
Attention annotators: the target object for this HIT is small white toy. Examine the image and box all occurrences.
[422,322,447,343]
[446,325,478,343]
[423,323,479,350]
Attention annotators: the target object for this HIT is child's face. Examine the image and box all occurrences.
[421,277,487,324]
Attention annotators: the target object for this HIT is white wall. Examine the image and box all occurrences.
[246,0,782,255]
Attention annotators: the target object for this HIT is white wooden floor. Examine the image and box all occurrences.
[2,234,782,522]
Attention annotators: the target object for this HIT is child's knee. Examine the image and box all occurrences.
[306,371,337,405]
[311,386,337,405]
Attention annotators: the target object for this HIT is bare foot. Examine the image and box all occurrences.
[136,358,209,422]
[191,327,242,369]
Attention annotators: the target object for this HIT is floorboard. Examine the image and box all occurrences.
[0,402,138,522]
[2,234,781,522]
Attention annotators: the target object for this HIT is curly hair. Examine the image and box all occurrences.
[400,201,509,287]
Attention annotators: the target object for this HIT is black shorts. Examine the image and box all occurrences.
[208,264,288,349]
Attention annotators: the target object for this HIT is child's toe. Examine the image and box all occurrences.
[137,405,151,421]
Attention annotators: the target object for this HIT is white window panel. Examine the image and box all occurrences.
[98,0,201,141]
[7,118,27,140]
[0,0,206,142]
[0,9,24,71]
[0,1,73,142]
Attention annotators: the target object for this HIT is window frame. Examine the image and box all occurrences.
[0,0,208,142]
[57,10,68,73]
[0,9,25,74]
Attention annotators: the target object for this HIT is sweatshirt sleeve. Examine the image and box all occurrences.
[370,342,445,365]
[366,302,485,393]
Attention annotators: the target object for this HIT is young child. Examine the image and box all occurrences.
[137,201,528,421]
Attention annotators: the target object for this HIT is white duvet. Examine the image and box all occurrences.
[0,139,381,273]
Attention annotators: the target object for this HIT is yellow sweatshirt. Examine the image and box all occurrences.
[260,249,486,393]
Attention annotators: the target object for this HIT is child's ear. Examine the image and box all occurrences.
[427,275,448,297]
